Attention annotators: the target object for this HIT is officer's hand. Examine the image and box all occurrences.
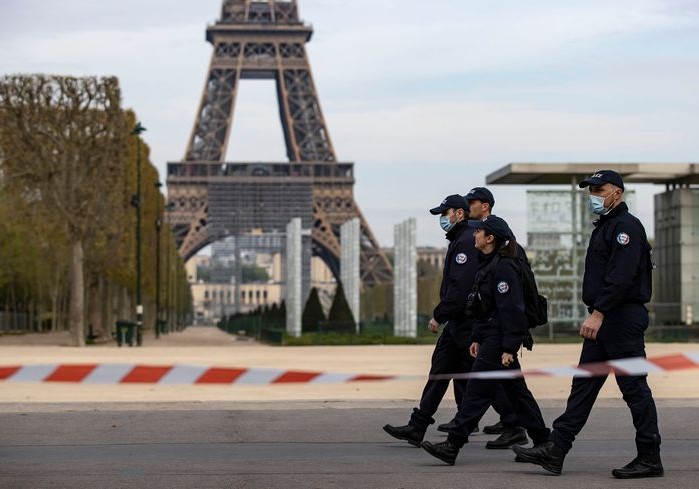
[579,310,604,340]
[501,353,514,367]
[428,318,440,334]
[469,342,480,358]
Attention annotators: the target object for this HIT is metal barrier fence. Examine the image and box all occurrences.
[0,312,31,334]
[532,301,699,342]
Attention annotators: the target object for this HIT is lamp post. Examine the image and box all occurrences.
[131,122,146,346]
[174,252,179,331]
[155,181,163,339]
[165,202,174,334]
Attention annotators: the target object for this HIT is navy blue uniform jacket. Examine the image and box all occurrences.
[433,221,479,348]
[471,252,528,355]
[583,202,652,314]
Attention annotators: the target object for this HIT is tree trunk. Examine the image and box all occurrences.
[51,269,60,332]
[87,273,101,340]
[28,299,35,332]
[100,278,113,341]
[122,285,131,320]
[60,283,69,332]
[69,240,85,346]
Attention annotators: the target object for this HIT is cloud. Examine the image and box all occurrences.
[0,0,221,39]
[330,99,698,166]
[308,0,696,91]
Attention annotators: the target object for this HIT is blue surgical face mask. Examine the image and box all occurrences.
[440,215,454,232]
[588,191,615,215]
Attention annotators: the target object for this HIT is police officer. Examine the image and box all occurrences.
[420,215,550,465]
[514,170,663,478]
[464,187,527,447]
[383,194,515,447]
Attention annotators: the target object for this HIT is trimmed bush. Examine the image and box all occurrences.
[302,287,326,334]
[326,282,356,334]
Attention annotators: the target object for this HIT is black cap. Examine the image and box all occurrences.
[578,170,625,191]
[429,194,468,215]
[468,215,513,243]
[464,187,495,208]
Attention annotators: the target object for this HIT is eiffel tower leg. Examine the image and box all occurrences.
[185,45,241,162]
[166,184,212,263]
[277,66,336,162]
[173,40,242,258]
[312,188,393,288]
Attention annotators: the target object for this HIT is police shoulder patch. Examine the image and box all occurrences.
[455,253,468,264]
[497,281,509,294]
[616,232,630,245]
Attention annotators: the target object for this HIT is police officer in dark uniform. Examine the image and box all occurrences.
[514,170,663,478]
[420,215,550,465]
[383,195,516,447]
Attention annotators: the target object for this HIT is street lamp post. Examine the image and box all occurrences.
[174,252,179,331]
[155,181,163,339]
[165,202,174,334]
[131,122,146,346]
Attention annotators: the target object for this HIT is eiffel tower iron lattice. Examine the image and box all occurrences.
[167,0,393,287]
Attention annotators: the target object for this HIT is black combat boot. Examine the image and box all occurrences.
[612,455,664,479]
[485,426,528,449]
[382,424,424,447]
[437,419,479,434]
[514,439,548,463]
[420,440,460,465]
[512,441,566,475]
[437,419,456,433]
[483,420,505,434]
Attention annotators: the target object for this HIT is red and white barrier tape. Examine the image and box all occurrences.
[429,351,699,381]
[0,364,406,385]
[1,351,697,385]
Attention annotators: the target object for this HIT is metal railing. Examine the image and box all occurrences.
[0,312,31,334]
[533,301,699,342]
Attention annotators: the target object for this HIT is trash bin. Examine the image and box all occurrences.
[115,320,135,347]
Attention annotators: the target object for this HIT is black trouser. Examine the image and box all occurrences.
[550,307,661,456]
[446,336,549,447]
[409,326,517,432]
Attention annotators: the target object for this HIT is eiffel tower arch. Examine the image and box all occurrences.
[167,0,392,287]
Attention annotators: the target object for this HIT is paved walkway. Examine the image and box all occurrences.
[1,400,697,488]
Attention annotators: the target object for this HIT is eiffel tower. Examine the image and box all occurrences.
[167,0,392,287]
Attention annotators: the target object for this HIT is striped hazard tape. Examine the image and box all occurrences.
[0,364,407,385]
[1,351,697,385]
[430,351,699,381]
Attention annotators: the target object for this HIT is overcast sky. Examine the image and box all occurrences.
[1,0,698,247]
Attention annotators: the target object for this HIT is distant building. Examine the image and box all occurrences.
[417,246,446,272]
[185,255,209,283]
[189,234,339,324]
[654,188,699,324]
[190,282,283,325]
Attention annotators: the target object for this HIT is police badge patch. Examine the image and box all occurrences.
[455,253,468,264]
[497,281,509,294]
[617,232,630,245]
